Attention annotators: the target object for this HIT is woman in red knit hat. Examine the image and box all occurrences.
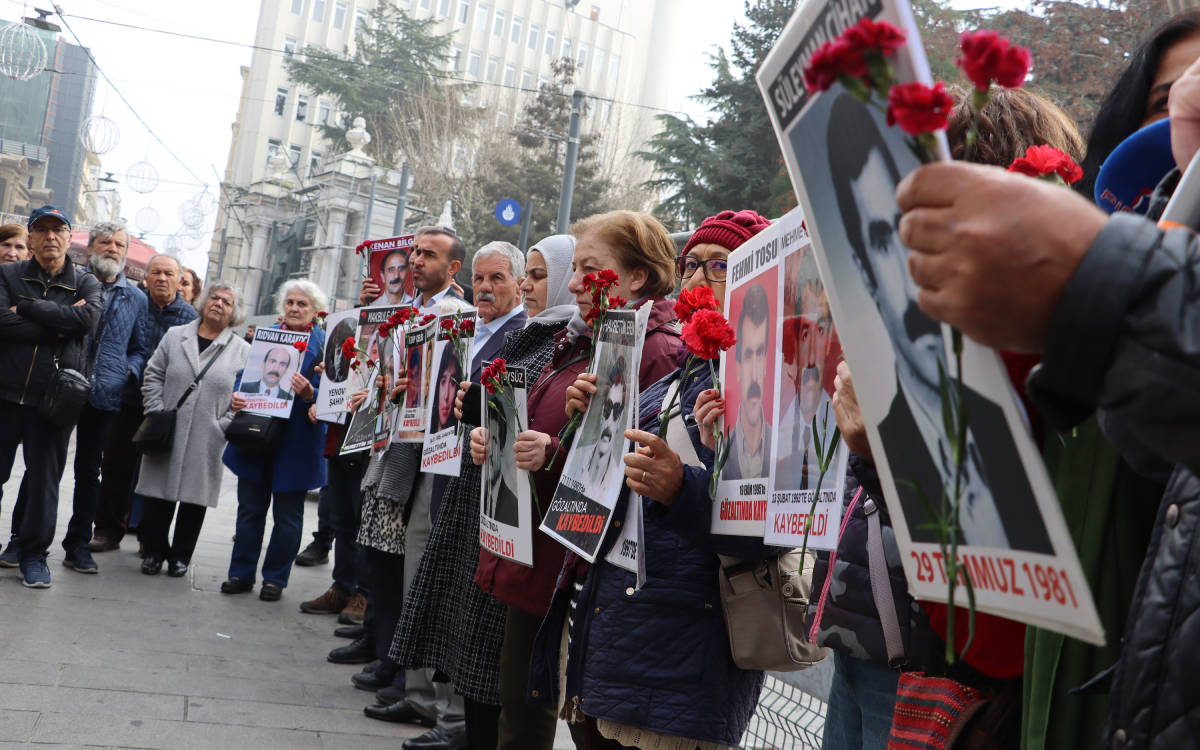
[524,209,781,750]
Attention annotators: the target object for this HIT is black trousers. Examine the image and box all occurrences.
[93,404,144,541]
[366,547,404,682]
[140,497,207,564]
[464,696,501,750]
[62,403,116,550]
[0,403,71,560]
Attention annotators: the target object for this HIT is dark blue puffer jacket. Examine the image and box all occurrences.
[121,291,198,407]
[530,362,782,746]
[87,272,148,411]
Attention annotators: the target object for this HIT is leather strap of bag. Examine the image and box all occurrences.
[864,496,906,667]
[175,343,226,410]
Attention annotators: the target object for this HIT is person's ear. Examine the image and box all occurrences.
[449,259,462,278]
[627,266,649,296]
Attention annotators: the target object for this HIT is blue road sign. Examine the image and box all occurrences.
[495,199,522,226]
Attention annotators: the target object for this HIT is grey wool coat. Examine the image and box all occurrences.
[136,320,249,508]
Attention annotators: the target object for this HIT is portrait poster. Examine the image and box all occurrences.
[756,0,1102,642]
[316,308,362,421]
[341,305,402,455]
[395,314,436,443]
[421,311,478,476]
[713,232,780,536]
[366,234,416,306]
[765,208,847,551]
[237,327,309,418]
[370,320,400,456]
[480,366,533,567]
[541,305,651,562]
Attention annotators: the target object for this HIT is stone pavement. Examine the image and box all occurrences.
[0,445,574,749]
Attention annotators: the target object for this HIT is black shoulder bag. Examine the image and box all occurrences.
[41,352,90,428]
[133,341,227,455]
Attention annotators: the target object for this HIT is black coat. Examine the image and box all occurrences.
[1027,213,1200,750]
[0,259,102,406]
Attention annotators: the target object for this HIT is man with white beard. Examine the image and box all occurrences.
[58,221,149,575]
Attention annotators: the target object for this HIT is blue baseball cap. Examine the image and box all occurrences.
[27,204,72,230]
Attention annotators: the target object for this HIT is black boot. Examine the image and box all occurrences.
[327,635,375,664]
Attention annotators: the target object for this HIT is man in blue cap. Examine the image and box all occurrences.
[0,206,101,588]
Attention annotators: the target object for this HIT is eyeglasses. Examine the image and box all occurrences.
[677,256,728,282]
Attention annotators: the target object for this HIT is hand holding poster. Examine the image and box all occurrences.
[316,308,362,421]
[479,364,533,566]
[365,235,415,306]
[238,327,310,417]
[755,0,1102,642]
[341,306,404,455]
[766,209,847,550]
[421,311,477,476]
[541,305,651,562]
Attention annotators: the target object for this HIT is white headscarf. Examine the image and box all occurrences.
[527,234,576,323]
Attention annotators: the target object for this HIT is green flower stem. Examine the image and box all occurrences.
[798,401,842,564]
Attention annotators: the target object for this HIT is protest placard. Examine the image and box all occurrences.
[541,305,650,562]
[756,0,1102,643]
[479,366,533,567]
[421,312,477,476]
[365,235,415,306]
[341,306,402,455]
[765,209,846,550]
[394,314,436,443]
[237,327,310,418]
[316,308,361,421]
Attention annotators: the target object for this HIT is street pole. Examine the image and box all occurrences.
[359,170,378,282]
[392,162,410,235]
[556,89,585,233]
[518,196,532,251]
[215,226,228,278]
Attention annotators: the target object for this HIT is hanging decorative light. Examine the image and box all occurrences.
[179,200,205,229]
[135,206,160,234]
[81,116,120,155]
[126,161,160,194]
[0,21,47,82]
[163,235,182,256]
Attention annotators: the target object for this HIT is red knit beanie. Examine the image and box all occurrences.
[682,209,773,255]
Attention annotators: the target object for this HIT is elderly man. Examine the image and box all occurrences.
[48,221,148,574]
[91,254,197,552]
[355,239,527,750]
[0,205,101,588]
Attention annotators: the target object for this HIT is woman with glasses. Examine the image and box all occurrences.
[542,209,785,750]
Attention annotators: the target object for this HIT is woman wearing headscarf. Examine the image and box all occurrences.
[471,213,684,750]
[378,235,578,747]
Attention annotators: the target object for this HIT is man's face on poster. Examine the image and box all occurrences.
[262,347,293,389]
[596,380,625,461]
[487,419,505,496]
[383,251,408,300]
[798,283,831,420]
[738,315,768,429]
[851,148,941,390]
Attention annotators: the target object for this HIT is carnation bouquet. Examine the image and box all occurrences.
[482,358,540,509]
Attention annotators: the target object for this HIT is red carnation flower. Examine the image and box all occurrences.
[421,313,437,325]
[957,30,1030,91]
[887,81,954,136]
[674,286,719,324]
[596,269,619,288]
[584,305,604,324]
[458,318,475,334]
[366,358,376,368]
[491,358,507,375]
[681,309,736,361]
[1007,144,1083,184]
[842,18,906,57]
[293,340,307,352]
[378,322,391,338]
[804,38,867,93]
[317,311,328,319]
[341,337,356,359]
[609,295,627,309]
[440,318,454,330]
[582,272,598,289]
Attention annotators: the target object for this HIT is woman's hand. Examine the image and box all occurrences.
[470,426,489,466]
[291,372,315,401]
[390,376,410,404]
[514,430,552,471]
[231,393,247,413]
[693,388,726,451]
[623,430,684,506]
[454,380,471,420]
[307,403,318,424]
[347,388,368,414]
[832,360,871,460]
[565,373,597,419]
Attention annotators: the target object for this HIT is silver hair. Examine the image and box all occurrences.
[88,221,128,248]
[276,278,328,317]
[471,241,525,280]
[199,280,246,327]
[146,253,181,272]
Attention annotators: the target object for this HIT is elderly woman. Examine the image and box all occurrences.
[470,214,683,750]
[0,224,28,263]
[220,279,327,602]
[137,282,249,577]
[528,210,779,750]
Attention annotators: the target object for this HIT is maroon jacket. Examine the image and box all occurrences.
[474,297,682,616]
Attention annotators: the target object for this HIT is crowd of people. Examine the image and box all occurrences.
[1,10,1200,750]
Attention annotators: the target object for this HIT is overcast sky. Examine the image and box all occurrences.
[15,0,1018,276]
